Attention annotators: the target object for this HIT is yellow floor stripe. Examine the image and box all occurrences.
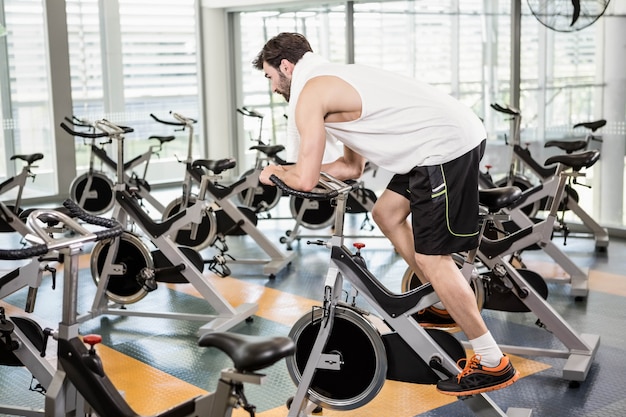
[522,259,570,280]
[166,275,318,326]
[588,269,626,297]
[518,258,626,297]
[96,342,207,415]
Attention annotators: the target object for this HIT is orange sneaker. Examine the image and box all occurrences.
[436,354,519,396]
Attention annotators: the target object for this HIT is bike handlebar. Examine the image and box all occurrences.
[490,103,520,116]
[491,104,606,137]
[60,119,134,139]
[150,112,197,126]
[269,173,358,201]
[0,199,123,260]
[237,106,264,119]
[60,122,109,139]
[150,113,182,126]
[62,199,122,240]
[0,242,49,261]
[64,116,94,129]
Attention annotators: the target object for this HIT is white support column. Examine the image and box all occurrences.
[44,0,75,198]
[599,2,626,226]
[483,0,498,134]
[199,5,234,161]
[509,0,522,140]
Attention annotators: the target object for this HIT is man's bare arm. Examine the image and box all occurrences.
[322,146,366,180]
[260,76,362,191]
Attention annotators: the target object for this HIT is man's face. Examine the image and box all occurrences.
[263,61,292,102]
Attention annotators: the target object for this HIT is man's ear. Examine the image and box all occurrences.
[280,59,295,77]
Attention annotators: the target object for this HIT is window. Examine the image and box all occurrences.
[233,0,607,226]
[1,0,55,198]
[67,0,201,185]
[0,0,203,201]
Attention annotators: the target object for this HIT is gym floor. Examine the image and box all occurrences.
[1,197,625,417]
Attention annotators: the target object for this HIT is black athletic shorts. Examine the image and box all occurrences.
[386,139,486,255]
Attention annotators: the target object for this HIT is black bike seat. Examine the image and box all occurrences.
[148,135,176,144]
[479,186,522,213]
[10,153,44,165]
[249,145,285,158]
[544,149,600,171]
[198,332,295,373]
[192,158,237,175]
[544,139,587,154]
[573,119,606,132]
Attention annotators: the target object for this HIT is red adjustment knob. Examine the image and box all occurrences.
[83,334,102,349]
[353,242,365,250]
[484,164,492,170]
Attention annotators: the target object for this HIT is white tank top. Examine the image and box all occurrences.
[290,54,486,174]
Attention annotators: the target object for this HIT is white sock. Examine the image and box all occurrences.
[469,331,503,368]
[433,301,446,310]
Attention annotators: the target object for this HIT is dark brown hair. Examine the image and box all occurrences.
[253,32,313,70]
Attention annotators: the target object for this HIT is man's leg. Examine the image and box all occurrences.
[415,252,519,396]
[407,139,519,396]
[371,189,423,279]
[372,187,454,326]
[414,253,485,338]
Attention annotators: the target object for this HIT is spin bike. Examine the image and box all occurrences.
[270,173,532,417]
[0,241,59,416]
[0,201,295,417]
[476,151,600,382]
[403,152,601,383]
[236,106,288,214]
[60,119,258,335]
[479,127,603,295]
[486,103,608,251]
[0,153,68,313]
[0,199,122,417]
[0,153,48,236]
[150,112,214,251]
[65,115,175,215]
[150,111,295,277]
[0,241,62,416]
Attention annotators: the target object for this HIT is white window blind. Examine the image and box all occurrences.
[119,0,198,99]
[1,0,54,196]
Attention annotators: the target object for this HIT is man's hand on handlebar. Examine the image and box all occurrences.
[259,164,287,186]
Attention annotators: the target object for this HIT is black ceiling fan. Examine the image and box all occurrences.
[527,0,611,32]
